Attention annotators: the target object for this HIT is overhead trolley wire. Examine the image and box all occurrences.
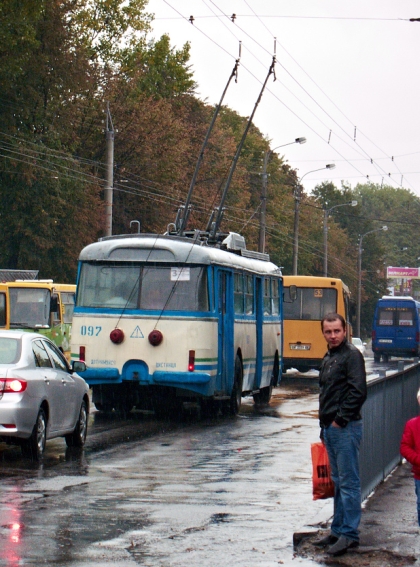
[167,0,414,192]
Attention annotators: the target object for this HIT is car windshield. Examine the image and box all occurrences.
[352,338,362,346]
[0,338,21,364]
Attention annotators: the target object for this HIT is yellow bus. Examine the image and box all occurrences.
[282,276,353,373]
[0,280,75,359]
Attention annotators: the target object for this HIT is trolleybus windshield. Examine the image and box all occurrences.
[77,263,209,312]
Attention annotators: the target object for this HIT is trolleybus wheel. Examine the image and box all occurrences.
[373,353,381,363]
[253,355,279,405]
[229,356,243,416]
[382,354,389,362]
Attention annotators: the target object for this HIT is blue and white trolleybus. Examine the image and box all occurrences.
[71,231,283,416]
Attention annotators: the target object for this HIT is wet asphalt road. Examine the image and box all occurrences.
[0,385,330,567]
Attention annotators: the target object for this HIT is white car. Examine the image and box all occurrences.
[0,330,89,460]
[352,337,366,356]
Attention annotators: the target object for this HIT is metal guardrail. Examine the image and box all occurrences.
[360,361,420,500]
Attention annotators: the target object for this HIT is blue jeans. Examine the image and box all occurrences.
[324,420,363,542]
[414,479,420,525]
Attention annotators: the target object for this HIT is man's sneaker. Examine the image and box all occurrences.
[313,533,338,547]
[326,535,359,556]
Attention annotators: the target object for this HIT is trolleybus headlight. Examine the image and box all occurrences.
[110,328,125,344]
[148,330,163,346]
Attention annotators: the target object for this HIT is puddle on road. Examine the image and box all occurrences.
[0,386,327,567]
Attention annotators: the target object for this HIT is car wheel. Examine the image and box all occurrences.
[65,400,88,448]
[21,408,47,460]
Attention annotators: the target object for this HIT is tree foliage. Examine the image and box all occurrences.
[312,181,420,336]
[1,0,418,343]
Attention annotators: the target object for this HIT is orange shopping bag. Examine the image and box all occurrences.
[311,442,335,500]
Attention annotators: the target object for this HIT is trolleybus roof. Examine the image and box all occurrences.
[79,234,281,276]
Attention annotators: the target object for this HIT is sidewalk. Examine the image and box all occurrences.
[294,461,420,566]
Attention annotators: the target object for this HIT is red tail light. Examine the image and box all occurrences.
[416,332,420,343]
[110,328,125,344]
[148,330,163,346]
[188,350,195,372]
[372,331,376,341]
[79,346,86,362]
[0,379,27,393]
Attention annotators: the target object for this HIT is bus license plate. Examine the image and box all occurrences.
[290,344,311,350]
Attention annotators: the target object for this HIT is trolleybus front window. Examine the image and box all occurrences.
[77,263,209,312]
[140,266,208,311]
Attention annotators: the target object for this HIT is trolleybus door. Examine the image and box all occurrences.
[218,270,234,394]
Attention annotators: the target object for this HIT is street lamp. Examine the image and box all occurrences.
[356,225,388,338]
[292,164,336,275]
[271,137,307,152]
[323,200,358,277]
[258,137,306,253]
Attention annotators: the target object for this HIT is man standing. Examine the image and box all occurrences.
[314,313,367,556]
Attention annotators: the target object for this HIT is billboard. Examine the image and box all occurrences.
[386,267,420,279]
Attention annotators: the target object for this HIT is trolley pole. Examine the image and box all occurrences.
[104,103,114,237]
[259,150,269,253]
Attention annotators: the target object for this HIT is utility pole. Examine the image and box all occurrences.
[104,103,114,237]
[292,183,301,275]
[258,150,269,253]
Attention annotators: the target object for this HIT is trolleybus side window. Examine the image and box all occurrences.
[244,275,254,315]
[272,278,279,316]
[283,287,337,320]
[234,273,244,314]
[264,278,271,315]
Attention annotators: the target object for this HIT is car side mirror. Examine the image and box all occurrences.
[72,360,87,373]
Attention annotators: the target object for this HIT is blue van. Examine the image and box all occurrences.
[372,296,420,362]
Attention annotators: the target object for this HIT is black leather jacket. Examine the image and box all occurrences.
[319,338,367,428]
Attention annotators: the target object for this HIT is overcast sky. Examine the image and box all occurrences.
[146,0,420,197]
